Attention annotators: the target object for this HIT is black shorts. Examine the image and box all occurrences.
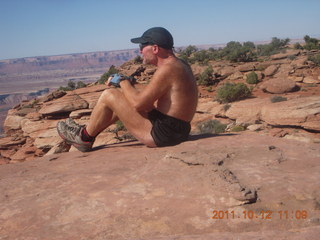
[148,109,191,147]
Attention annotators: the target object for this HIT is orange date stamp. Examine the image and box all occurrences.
[211,210,308,220]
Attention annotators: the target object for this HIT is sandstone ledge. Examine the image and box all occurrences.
[0,132,319,239]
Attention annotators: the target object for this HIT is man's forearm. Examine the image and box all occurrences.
[119,80,141,108]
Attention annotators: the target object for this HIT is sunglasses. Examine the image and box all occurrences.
[139,43,154,51]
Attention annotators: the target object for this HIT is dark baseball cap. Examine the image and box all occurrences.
[131,27,174,49]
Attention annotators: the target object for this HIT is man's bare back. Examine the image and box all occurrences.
[155,57,198,122]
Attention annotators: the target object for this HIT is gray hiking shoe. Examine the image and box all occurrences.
[65,118,84,128]
[57,121,93,152]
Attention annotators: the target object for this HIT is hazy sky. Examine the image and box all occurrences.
[0,0,319,60]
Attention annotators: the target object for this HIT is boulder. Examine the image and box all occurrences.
[21,119,59,136]
[274,63,294,78]
[69,109,92,119]
[260,78,297,94]
[225,98,269,125]
[38,90,66,103]
[303,77,319,84]
[3,115,24,131]
[289,76,304,82]
[264,65,279,76]
[39,94,89,116]
[228,71,243,80]
[218,66,235,77]
[236,62,255,72]
[291,56,308,69]
[260,96,320,131]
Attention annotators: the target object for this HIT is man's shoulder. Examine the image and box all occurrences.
[160,58,190,74]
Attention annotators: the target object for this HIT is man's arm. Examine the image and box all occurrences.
[120,66,172,112]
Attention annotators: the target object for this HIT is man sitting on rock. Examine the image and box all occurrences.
[57,27,198,152]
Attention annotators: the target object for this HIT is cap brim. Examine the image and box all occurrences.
[131,37,147,44]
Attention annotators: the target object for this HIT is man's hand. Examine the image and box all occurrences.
[107,74,136,88]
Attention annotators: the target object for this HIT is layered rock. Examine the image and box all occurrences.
[1,50,320,163]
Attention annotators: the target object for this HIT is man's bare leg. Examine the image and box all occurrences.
[86,88,156,147]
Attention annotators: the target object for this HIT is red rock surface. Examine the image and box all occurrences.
[0,132,319,239]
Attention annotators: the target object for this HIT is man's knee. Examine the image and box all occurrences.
[100,88,121,104]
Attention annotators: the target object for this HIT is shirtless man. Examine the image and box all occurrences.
[57,27,198,152]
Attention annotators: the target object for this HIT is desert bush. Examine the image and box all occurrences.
[59,80,87,91]
[221,41,257,62]
[191,50,211,65]
[257,37,290,56]
[197,119,227,134]
[304,35,320,50]
[230,125,246,132]
[115,120,126,131]
[196,66,215,86]
[178,45,198,63]
[246,71,259,84]
[308,54,320,66]
[98,65,119,84]
[133,55,143,64]
[76,81,87,89]
[270,96,287,103]
[216,82,251,103]
[294,43,303,50]
[59,80,76,91]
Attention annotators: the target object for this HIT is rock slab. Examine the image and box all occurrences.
[0,132,319,239]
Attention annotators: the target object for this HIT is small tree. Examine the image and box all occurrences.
[246,71,259,84]
[221,41,256,62]
[304,35,320,50]
[216,82,251,103]
[257,37,290,56]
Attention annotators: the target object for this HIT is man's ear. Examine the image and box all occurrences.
[152,45,159,54]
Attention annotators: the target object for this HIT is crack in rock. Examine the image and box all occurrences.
[166,151,258,205]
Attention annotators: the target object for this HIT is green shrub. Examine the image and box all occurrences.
[76,81,87,89]
[98,65,119,84]
[216,82,251,103]
[115,120,126,131]
[59,80,76,91]
[257,37,290,56]
[197,66,215,86]
[230,125,246,132]
[59,80,87,91]
[133,55,143,64]
[308,54,320,66]
[197,120,227,134]
[270,96,287,103]
[246,71,259,84]
[221,41,257,62]
[178,45,198,63]
[304,35,320,50]
[294,43,303,50]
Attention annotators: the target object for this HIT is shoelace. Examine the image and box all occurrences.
[65,123,82,135]
[66,118,85,128]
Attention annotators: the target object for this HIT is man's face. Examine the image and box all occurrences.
[140,44,156,65]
